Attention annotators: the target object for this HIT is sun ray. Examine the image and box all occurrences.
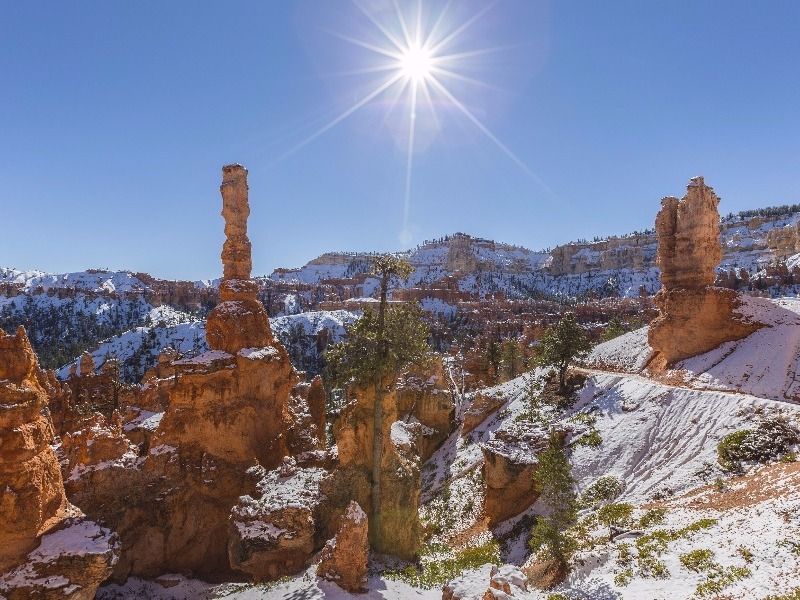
[402,77,420,240]
[427,76,556,196]
[423,0,454,52]
[393,0,414,50]
[273,72,404,164]
[330,31,403,61]
[428,0,499,56]
[352,0,407,53]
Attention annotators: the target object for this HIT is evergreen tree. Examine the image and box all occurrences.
[536,313,591,392]
[529,430,578,565]
[600,316,626,342]
[324,255,429,552]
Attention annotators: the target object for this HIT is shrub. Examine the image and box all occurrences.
[580,475,624,509]
[680,548,716,572]
[717,416,800,470]
[637,508,667,528]
[614,568,633,586]
[385,540,500,588]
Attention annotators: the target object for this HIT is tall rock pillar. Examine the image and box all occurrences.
[205,164,274,354]
[648,177,759,369]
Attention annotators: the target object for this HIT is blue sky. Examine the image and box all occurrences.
[2,1,799,280]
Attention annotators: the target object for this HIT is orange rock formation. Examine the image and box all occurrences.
[316,500,369,592]
[205,164,273,354]
[648,177,760,369]
[62,164,313,581]
[0,326,116,598]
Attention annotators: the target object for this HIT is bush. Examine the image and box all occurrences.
[385,540,500,588]
[637,508,667,528]
[580,475,624,509]
[717,416,799,470]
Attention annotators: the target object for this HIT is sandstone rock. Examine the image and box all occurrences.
[481,424,550,525]
[463,391,506,436]
[205,164,273,354]
[60,411,138,498]
[395,357,458,461]
[655,176,722,289]
[79,351,95,376]
[0,518,117,600]
[229,466,329,581]
[648,177,761,369]
[332,382,423,559]
[316,500,369,592]
[61,165,308,581]
[0,326,116,594]
[0,326,71,570]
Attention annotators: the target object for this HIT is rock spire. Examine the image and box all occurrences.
[205,164,274,354]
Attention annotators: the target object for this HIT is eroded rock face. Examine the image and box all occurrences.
[481,424,550,526]
[0,326,116,597]
[648,177,760,369]
[395,357,458,462]
[0,327,69,571]
[229,464,329,581]
[205,164,273,354]
[316,500,369,593]
[61,165,318,582]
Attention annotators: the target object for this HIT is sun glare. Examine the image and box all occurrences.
[280,1,547,246]
[400,44,433,81]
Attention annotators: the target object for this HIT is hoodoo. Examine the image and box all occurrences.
[648,177,761,369]
[205,164,274,354]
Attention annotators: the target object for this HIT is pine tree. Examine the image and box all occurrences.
[529,430,578,565]
[536,313,591,392]
[324,255,429,552]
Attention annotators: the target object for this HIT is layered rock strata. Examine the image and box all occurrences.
[648,177,760,369]
[0,326,116,597]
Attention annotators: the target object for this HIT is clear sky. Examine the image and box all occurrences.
[2,1,799,281]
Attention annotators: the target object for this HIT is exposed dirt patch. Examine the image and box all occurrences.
[648,461,800,511]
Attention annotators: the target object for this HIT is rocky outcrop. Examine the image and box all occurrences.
[481,424,550,525]
[229,463,330,581]
[205,164,273,354]
[463,391,506,436]
[60,412,138,501]
[61,165,321,582]
[648,177,761,369]
[395,357,457,461]
[0,326,116,597]
[316,500,369,592]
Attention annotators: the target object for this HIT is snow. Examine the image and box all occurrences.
[237,346,279,360]
[586,327,653,373]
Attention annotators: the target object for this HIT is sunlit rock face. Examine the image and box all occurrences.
[648,177,760,369]
[205,164,273,354]
[0,326,116,598]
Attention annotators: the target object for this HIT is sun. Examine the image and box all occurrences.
[399,43,433,82]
